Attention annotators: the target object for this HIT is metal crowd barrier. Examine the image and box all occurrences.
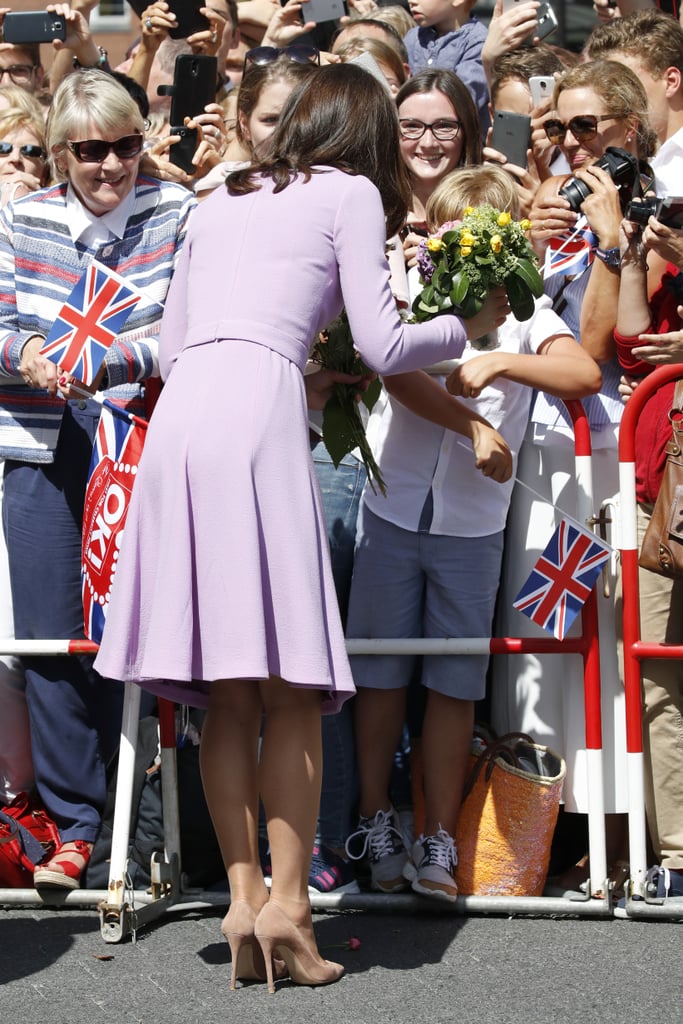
[617,364,683,921]
[0,401,626,938]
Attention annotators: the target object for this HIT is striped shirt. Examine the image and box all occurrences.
[0,175,196,462]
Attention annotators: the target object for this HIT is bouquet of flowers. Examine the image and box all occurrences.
[412,206,544,330]
[310,311,386,496]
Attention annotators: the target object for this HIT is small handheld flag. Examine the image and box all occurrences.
[82,400,147,643]
[40,261,140,385]
[513,518,610,640]
[543,218,596,279]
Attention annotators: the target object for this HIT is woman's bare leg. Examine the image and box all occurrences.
[200,678,268,909]
[258,676,323,928]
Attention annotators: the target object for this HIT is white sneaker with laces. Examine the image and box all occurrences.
[345,807,409,893]
[404,826,458,902]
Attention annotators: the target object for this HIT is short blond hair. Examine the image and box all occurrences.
[426,164,519,232]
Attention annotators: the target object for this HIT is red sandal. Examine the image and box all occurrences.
[33,840,93,890]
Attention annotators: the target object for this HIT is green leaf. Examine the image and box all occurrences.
[362,376,382,412]
[514,258,544,298]
[506,273,535,321]
[322,395,358,468]
[450,270,469,306]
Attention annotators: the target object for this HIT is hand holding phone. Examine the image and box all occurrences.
[162,53,218,173]
[1,10,67,44]
[529,75,555,109]
[490,110,532,170]
[299,0,347,23]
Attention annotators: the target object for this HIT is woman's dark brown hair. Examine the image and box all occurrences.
[395,68,483,169]
[227,63,412,238]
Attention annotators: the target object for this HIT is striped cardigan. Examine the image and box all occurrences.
[0,175,196,462]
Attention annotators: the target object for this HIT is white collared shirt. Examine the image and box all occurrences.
[66,183,136,247]
[652,126,683,197]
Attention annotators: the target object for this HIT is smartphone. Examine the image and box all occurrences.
[167,0,210,40]
[1,11,67,44]
[535,2,558,41]
[490,110,532,169]
[164,54,218,173]
[501,0,557,45]
[304,0,348,24]
[529,75,555,108]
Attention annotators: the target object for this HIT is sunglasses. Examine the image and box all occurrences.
[399,118,462,142]
[543,114,620,145]
[244,45,320,68]
[65,134,144,163]
[0,142,46,159]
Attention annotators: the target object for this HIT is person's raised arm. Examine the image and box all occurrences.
[446,333,602,400]
[384,370,513,482]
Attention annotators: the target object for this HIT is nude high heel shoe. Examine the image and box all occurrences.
[221,900,266,990]
[254,900,344,994]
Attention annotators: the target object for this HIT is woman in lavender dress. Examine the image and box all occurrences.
[95,64,509,990]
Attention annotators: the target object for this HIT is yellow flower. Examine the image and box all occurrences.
[461,245,473,257]
[520,219,532,231]
[464,206,474,215]
[497,211,511,227]
[460,230,477,247]
[426,237,444,252]
[490,234,503,253]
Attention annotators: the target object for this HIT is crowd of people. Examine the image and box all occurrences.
[1,0,683,992]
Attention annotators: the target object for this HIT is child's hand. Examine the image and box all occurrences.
[469,421,513,483]
[446,352,506,400]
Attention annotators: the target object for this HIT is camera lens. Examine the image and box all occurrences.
[558,176,592,213]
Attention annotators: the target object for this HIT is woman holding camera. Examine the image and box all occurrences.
[0,69,195,889]
[491,59,657,891]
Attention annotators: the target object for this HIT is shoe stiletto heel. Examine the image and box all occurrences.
[221,901,265,989]
[254,901,344,994]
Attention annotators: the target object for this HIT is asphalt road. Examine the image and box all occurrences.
[2,903,682,1024]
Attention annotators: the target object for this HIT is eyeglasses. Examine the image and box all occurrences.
[399,118,462,142]
[65,134,144,163]
[0,65,36,86]
[0,142,46,160]
[243,45,320,68]
[543,114,621,145]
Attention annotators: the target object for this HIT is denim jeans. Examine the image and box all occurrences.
[311,438,365,848]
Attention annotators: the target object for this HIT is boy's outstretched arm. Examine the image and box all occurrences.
[384,370,513,483]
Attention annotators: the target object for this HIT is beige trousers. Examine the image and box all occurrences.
[637,504,683,870]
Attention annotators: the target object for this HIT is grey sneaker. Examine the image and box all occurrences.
[404,826,458,902]
[345,808,409,892]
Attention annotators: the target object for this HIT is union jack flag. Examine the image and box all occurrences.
[41,261,140,385]
[81,400,147,642]
[513,519,610,640]
[543,218,596,279]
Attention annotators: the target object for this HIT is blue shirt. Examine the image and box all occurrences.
[404,19,490,136]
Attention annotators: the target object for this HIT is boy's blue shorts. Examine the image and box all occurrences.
[346,506,504,701]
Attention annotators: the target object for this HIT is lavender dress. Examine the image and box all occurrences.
[94,168,468,713]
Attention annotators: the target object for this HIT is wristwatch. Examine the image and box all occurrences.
[595,246,621,268]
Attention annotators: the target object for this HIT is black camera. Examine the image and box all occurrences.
[559,147,651,214]
[625,195,683,230]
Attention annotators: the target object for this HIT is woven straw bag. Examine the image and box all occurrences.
[454,733,565,896]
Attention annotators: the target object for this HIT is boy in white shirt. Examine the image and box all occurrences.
[345,165,601,899]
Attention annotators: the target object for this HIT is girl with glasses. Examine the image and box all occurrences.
[491,60,657,894]
[395,69,482,269]
[0,69,196,893]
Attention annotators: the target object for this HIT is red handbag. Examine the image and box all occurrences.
[0,792,61,887]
